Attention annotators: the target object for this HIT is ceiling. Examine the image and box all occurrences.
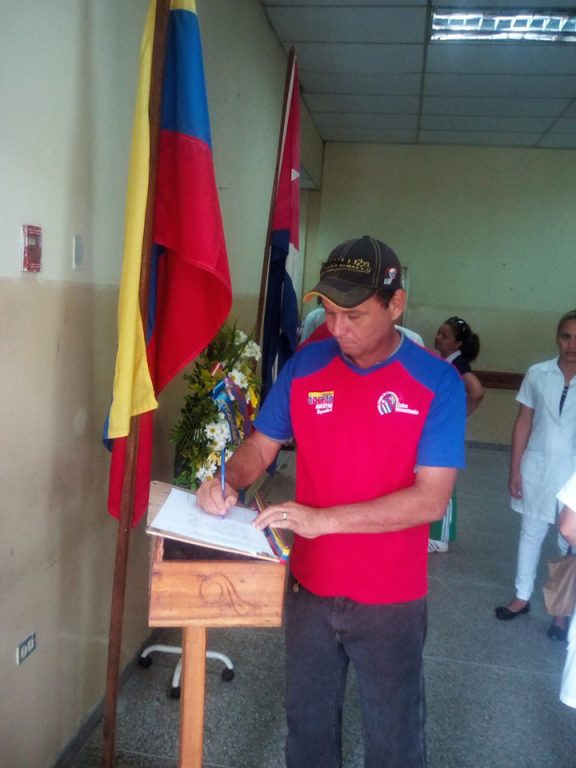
[262,0,576,150]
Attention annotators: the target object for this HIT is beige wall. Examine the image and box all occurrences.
[307,143,576,443]
[0,1,322,765]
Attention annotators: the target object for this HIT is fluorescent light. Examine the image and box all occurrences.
[431,8,576,42]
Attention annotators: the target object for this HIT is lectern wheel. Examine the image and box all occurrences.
[169,685,181,700]
[138,656,153,669]
[221,668,235,682]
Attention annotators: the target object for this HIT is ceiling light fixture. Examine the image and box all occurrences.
[431,7,576,42]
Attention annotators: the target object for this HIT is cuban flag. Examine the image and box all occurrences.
[260,53,300,402]
[105,0,231,526]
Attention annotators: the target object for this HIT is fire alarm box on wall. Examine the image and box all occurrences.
[22,224,42,273]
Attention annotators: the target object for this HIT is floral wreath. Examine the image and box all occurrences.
[171,324,260,489]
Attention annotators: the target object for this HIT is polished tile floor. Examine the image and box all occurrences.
[67,445,576,767]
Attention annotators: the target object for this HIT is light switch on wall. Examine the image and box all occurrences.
[73,234,84,271]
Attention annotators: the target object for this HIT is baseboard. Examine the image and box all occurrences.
[51,629,165,768]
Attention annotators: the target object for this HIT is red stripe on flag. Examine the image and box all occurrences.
[148,130,231,391]
[108,412,153,526]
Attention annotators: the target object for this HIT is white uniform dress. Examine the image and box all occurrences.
[511,358,576,523]
[557,472,576,707]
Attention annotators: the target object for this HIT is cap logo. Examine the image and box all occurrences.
[322,257,372,276]
[383,266,398,286]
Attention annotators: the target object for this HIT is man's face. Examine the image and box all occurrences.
[322,292,405,367]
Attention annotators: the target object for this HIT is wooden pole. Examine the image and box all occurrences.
[101,2,170,766]
[179,627,207,767]
[253,47,296,346]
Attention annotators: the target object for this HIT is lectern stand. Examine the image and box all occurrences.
[147,482,287,768]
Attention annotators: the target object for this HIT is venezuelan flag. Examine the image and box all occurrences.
[106,0,231,525]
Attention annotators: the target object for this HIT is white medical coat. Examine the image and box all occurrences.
[557,472,576,707]
[511,358,576,523]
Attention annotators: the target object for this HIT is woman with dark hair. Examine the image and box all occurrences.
[495,309,576,641]
[428,316,484,552]
[434,316,484,415]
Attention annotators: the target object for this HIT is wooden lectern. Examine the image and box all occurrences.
[147,482,287,768]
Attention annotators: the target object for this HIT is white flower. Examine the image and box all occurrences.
[204,421,222,439]
[241,340,261,361]
[205,420,230,451]
[229,368,248,390]
[195,465,213,483]
[235,330,248,344]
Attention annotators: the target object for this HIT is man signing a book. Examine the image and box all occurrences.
[197,235,466,768]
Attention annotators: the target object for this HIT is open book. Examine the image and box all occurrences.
[147,486,289,563]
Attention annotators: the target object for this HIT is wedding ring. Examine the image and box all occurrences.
[283,511,287,521]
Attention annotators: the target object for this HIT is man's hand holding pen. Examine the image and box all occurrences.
[196,474,238,517]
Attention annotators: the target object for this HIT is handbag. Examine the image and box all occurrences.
[543,550,576,616]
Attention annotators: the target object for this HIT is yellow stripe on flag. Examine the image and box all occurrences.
[171,0,196,12]
[107,1,159,440]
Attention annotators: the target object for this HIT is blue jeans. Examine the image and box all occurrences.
[284,575,427,768]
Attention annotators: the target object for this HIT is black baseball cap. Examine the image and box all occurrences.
[304,235,403,309]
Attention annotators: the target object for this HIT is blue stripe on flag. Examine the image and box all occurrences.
[161,9,212,146]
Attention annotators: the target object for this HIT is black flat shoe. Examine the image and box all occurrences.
[495,603,530,621]
[547,621,568,642]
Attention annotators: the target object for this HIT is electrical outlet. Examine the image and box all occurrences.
[16,633,36,665]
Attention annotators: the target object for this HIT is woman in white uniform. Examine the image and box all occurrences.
[558,472,576,706]
[495,309,576,640]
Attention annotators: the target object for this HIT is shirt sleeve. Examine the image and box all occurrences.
[558,471,576,510]
[516,366,535,408]
[417,365,466,468]
[253,356,295,442]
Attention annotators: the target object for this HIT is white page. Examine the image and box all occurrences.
[147,488,275,559]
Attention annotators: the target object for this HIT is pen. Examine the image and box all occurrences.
[220,448,226,518]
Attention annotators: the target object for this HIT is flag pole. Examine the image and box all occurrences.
[254,47,296,346]
[101,2,170,766]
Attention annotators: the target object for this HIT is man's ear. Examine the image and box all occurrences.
[389,289,407,322]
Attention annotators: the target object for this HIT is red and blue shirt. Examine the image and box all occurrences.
[255,335,466,604]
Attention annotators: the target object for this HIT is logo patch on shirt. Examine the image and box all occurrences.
[377,391,419,416]
[308,390,334,415]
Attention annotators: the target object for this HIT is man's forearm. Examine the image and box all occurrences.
[321,467,457,535]
[220,432,281,492]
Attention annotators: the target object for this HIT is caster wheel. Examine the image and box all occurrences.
[138,656,152,668]
[169,686,181,700]
[221,668,235,682]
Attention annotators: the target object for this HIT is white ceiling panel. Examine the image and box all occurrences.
[301,71,422,95]
[288,42,424,73]
[322,128,418,143]
[439,0,576,7]
[420,131,541,147]
[264,0,427,6]
[428,43,576,76]
[539,134,576,148]
[422,96,570,117]
[313,112,417,131]
[421,114,554,132]
[548,117,576,134]
[261,1,576,149]
[305,93,419,114]
[425,74,576,99]
[265,7,427,44]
